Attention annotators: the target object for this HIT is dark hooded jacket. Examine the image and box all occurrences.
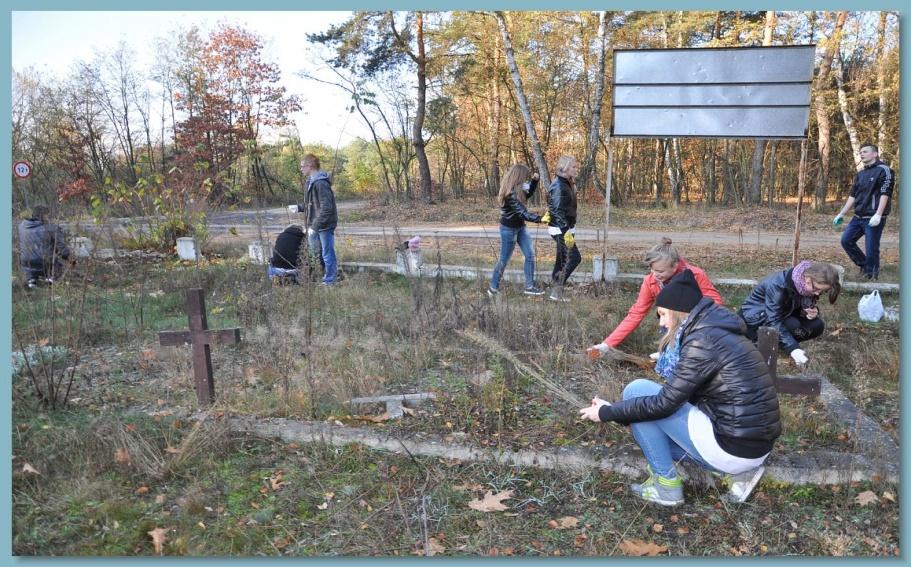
[270,225,306,269]
[500,179,542,228]
[18,217,70,271]
[598,298,781,459]
[297,171,337,232]
[546,175,577,232]
[738,267,813,355]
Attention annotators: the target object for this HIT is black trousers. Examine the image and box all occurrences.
[741,311,825,345]
[551,233,581,285]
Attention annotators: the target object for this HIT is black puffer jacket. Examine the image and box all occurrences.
[738,268,813,354]
[598,298,781,458]
[270,225,306,269]
[500,179,542,228]
[547,175,577,232]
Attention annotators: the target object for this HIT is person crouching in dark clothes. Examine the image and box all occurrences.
[268,225,306,284]
[738,261,841,367]
[579,269,781,506]
[18,205,71,288]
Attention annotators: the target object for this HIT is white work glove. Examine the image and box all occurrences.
[586,343,611,361]
[288,204,299,213]
[790,349,809,365]
[307,227,316,237]
[578,396,611,422]
[869,214,882,227]
[649,351,661,361]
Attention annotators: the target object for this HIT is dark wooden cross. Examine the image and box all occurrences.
[158,288,241,406]
[756,326,821,396]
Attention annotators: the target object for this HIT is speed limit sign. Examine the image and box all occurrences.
[13,160,32,179]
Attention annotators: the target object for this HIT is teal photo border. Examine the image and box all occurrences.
[3,1,906,564]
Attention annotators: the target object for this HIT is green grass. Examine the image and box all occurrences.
[12,409,899,556]
[11,255,900,556]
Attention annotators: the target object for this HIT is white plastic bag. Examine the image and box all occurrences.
[858,290,885,322]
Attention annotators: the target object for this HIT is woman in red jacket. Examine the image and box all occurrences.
[588,237,723,359]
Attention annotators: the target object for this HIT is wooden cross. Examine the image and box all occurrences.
[158,288,241,405]
[756,326,821,396]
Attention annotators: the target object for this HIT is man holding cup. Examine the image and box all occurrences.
[292,154,338,285]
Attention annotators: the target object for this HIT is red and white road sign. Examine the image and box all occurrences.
[13,160,32,179]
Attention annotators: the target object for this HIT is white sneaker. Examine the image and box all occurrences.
[548,288,570,303]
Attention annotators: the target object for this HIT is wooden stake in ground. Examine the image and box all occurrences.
[158,288,241,406]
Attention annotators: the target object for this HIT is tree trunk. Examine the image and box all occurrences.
[413,12,432,203]
[834,54,862,171]
[495,12,550,183]
[747,11,776,205]
[876,12,888,159]
[813,11,848,211]
[486,31,502,196]
[652,139,664,206]
[766,141,777,207]
[577,11,608,193]
[704,141,717,205]
[666,139,680,207]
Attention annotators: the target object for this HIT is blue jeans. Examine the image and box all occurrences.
[622,379,718,479]
[841,215,886,278]
[491,225,536,290]
[308,229,337,284]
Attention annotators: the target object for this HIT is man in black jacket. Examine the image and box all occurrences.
[296,154,338,285]
[267,225,306,284]
[834,144,895,280]
[579,270,780,505]
[18,205,71,288]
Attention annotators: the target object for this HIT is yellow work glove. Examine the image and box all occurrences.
[540,211,551,224]
[563,231,575,248]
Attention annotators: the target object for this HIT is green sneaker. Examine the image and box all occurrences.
[630,469,684,506]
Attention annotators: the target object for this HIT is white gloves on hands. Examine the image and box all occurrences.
[869,214,882,227]
[790,349,809,365]
[649,351,661,361]
[586,343,611,360]
[307,227,316,236]
[578,396,611,422]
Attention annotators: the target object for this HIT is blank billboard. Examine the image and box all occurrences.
[611,45,815,139]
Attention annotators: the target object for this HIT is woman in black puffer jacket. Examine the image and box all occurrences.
[487,164,548,296]
[580,269,781,506]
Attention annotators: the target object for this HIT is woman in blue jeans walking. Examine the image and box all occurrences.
[579,269,781,506]
[487,164,549,296]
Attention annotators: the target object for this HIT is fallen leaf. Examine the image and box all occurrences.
[401,406,415,416]
[197,522,206,530]
[22,463,41,475]
[468,489,514,512]
[364,412,392,422]
[37,338,49,347]
[317,502,329,510]
[549,516,579,529]
[427,537,445,556]
[125,423,138,432]
[573,534,588,547]
[475,520,489,528]
[269,471,285,491]
[855,490,879,506]
[155,495,166,504]
[618,539,668,556]
[676,526,690,535]
[882,491,896,503]
[324,491,335,501]
[165,446,181,454]
[148,527,168,555]
[114,447,131,465]
[652,523,664,533]
[136,486,150,495]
